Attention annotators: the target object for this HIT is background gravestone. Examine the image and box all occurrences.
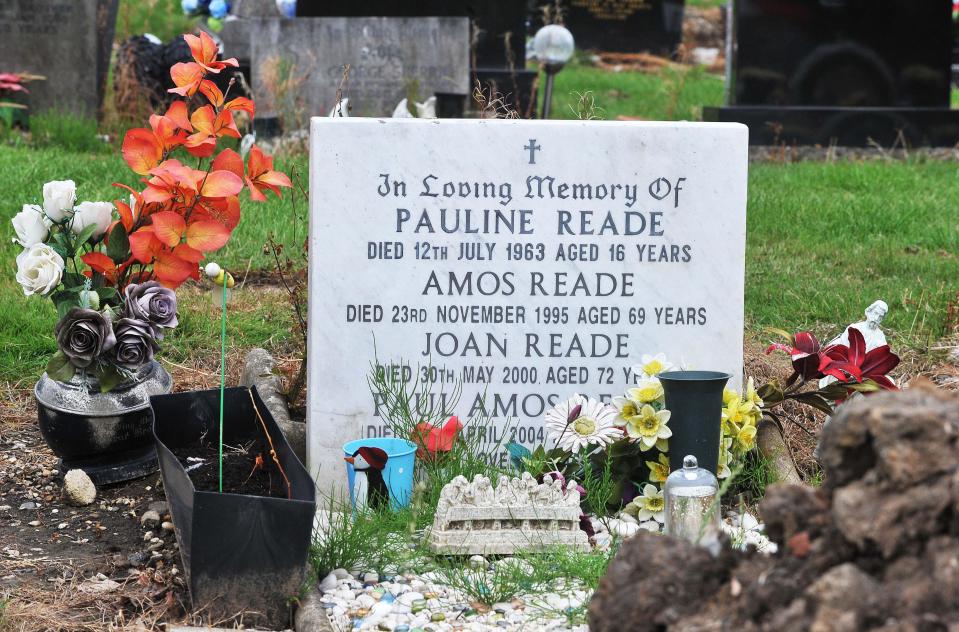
[0,0,118,118]
[293,1,537,116]
[704,0,959,146]
[294,0,526,68]
[306,117,748,493]
[562,0,685,56]
[246,17,470,120]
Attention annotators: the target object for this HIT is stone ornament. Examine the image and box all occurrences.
[427,473,590,555]
[820,299,888,388]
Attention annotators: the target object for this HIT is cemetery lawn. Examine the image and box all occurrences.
[1,145,958,382]
[547,63,724,121]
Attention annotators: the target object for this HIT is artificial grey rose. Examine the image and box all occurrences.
[54,308,116,369]
[123,281,178,339]
[111,318,158,370]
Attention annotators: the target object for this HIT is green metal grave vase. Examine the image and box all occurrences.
[659,370,731,475]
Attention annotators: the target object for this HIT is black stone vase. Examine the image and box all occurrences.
[659,371,732,475]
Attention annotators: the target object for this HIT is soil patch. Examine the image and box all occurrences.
[174,439,288,499]
[590,382,959,631]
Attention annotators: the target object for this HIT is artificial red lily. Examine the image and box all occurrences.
[184,31,239,74]
[818,328,899,390]
[0,73,27,93]
[765,331,827,385]
[413,416,462,461]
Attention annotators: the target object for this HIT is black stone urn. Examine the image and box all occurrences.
[659,370,731,475]
[35,360,173,485]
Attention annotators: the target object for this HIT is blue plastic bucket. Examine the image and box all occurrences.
[342,438,417,510]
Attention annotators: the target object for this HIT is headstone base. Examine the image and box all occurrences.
[705,105,959,147]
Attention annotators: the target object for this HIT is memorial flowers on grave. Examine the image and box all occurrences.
[181,0,231,30]
[510,352,750,532]
[13,31,290,392]
[761,327,900,417]
[0,72,43,128]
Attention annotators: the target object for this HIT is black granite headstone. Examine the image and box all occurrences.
[732,0,951,107]
[561,0,685,55]
[705,0,959,146]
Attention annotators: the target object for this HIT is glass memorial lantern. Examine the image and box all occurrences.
[664,454,720,543]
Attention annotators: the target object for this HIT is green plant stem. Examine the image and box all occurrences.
[218,274,227,493]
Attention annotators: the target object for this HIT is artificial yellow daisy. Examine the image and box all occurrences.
[645,453,670,483]
[625,404,673,450]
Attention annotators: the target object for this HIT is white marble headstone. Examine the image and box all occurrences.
[307,118,748,492]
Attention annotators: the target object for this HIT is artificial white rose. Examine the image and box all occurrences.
[71,201,114,238]
[15,243,64,297]
[42,180,77,221]
[11,204,50,247]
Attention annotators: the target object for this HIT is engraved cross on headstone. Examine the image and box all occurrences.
[524,139,541,164]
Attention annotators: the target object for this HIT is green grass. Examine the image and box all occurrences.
[745,159,959,343]
[115,0,196,44]
[2,60,959,382]
[546,63,725,121]
[2,143,957,381]
[729,450,778,502]
[0,144,306,381]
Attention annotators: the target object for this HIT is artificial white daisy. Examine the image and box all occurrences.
[545,394,620,453]
[624,404,673,450]
[632,352,674,379]
[611,393,641,427]
[637,483,665,523]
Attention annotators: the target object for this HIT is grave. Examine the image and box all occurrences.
[704,0,959,146]
[293,0,537,116]
[561,0,686,56]
[294,0,526,69]
[0,0,119,117]
[234,17,470,120]
[306,117,748,493]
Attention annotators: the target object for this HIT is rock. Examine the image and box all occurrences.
[160,521,174,532]
[78,575,120,594]
[608,518,641,538]
[140,510,160,527]
[333,567,352,580]
[147,500,169,515]
[28,520,40,527]
[397,591,424,606]
[363,571,380,584]
[62,469,96,506]
[468,555,487,569]
[128,550,151,567]
[804,563,879,613]
[319,571,339,592]
[18,501,37,510]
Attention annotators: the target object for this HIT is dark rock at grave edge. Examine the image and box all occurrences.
[589,382,959,631]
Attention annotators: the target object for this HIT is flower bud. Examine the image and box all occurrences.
[79,289,100,311]
[204,262,221,278]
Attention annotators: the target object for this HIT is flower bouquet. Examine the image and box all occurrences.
[511,336,899,538]
[0,72,43,129]
[14,31,290,391]
[21,32,290,484]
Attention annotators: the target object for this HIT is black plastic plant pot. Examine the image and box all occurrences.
[659,371,732,475]
[150,386,316,628]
